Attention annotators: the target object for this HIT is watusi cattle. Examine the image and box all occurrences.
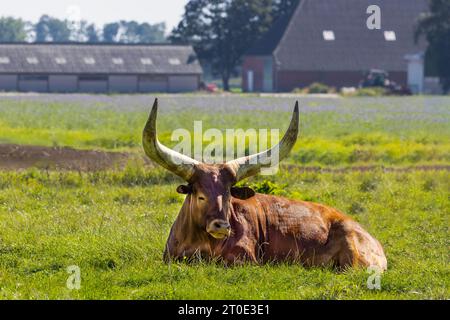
[142,99,387,270]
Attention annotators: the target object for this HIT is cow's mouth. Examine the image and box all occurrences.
[208,230,230,239]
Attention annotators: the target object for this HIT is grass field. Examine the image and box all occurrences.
[0,95,449,166]
[0,94,449,299]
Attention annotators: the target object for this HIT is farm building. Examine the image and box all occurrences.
[242,0,428,92]
[0,43,203,93]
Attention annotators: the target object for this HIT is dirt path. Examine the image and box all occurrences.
[0,144,448,172]
[284,163,450,173]
[0,144,134,171]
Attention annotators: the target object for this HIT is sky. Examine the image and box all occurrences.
[0,0,189,33]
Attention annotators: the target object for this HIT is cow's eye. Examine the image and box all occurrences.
[198,196,205,201]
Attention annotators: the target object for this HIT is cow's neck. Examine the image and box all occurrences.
[175,196,232,253]
[176,196,210,244]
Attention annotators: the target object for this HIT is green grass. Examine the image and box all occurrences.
[0,95,449,299]
[0,96,449,166]
[0,167,448,299]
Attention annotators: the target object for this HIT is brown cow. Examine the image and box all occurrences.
[143,99,387,270]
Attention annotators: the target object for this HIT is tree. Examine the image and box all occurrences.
[171,0,275,90]
[0,14,166,44]
[103,22,121,43]
[35,15,71,42]
[0,17,27,42]
[86,24,101,43]
[272,0,299,19]
[415,0,450,93]
[102,21,166,43]
[121,20,141,43]
[138,22,166,43]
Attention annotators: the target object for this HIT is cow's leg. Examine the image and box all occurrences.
[337,221,387,271]
[307,220,386,271]
[306,223,346,268]
[163,230,200,263]
[222,245,258,265]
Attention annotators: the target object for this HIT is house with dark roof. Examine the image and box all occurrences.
[242,0,428,92]
[0,43,203,93]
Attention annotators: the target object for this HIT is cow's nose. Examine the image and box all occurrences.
[214,221,230,230]
[207,219,231,239]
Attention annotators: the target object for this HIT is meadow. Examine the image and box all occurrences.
[0,94,448,299]
[0,94,449,166]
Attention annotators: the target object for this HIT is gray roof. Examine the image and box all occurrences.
[249,0,428,72]
[0,43,203,74]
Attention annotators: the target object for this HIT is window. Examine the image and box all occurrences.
[384,31,396,41]
[55,57,67,64]
[322,30,335,41]
[0,57,10,64]
[169,58,181,65]
[84,57,96,64]
[26,57,39,64]
[112,58,124,65]
[141,58,153,65]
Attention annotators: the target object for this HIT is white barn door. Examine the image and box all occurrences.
[247,70,254,92]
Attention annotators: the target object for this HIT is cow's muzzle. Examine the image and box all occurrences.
[206,219,231,239]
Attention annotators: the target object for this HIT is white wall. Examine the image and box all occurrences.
[19,80,48,92]
[168,75,198,92]
[78,80,108,93]
[0,74,200,93]
[247,71,254,93]
[0,75,18,91]
[139,76,168,93]
[109,75,138,93]
[49,75,78,92]
[405,53,424,94]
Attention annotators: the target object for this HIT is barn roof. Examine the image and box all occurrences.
[0,43,203,74]
[247,0,428,72]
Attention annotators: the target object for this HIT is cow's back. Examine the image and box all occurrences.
[253,194,344,263]
[230,193,386,269]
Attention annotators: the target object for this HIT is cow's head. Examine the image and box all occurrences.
[143,99,298,240]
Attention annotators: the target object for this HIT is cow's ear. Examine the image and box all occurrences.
[231,187,255,200]
[177,185,192,194]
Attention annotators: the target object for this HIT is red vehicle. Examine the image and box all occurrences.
[200,82,219,93]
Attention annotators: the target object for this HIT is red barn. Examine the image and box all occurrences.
[242,0,428,92]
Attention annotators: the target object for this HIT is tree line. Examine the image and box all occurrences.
[0,15,166,43]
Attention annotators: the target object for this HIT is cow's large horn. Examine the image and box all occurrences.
[227,102,299,182]
[143,98,199,182]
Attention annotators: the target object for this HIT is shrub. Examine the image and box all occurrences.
[353,87,387,96]
[292,82,335,94]
[307,82,334,94]
[359,178,378,192]
[349,202,365,214]
[238,180,286,195]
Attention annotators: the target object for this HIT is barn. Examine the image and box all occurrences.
[0,43,203,93]
[242,0,428,92]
